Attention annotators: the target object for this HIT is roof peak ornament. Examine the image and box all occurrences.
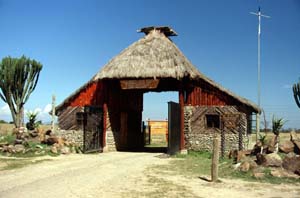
[138,26,178,37]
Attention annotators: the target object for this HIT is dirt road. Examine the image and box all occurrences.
[0,152,299,198]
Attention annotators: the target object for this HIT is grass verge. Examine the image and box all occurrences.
[169,151,300,184]
[0,158,52,171]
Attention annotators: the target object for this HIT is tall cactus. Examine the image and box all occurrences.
[0,56,42,128]
[293,80,300,109]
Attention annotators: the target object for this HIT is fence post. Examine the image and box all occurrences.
[51,94,56,131]
[211,136,220,182]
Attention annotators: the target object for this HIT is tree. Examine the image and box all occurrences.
[0,56,42,128]
[293,79,300,109]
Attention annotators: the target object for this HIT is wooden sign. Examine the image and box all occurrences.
[221,114,240,129]
[120,79,159,90]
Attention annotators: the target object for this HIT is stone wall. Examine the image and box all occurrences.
[105,110,118,151]
[184,106,250,153]
[54,129,84,147]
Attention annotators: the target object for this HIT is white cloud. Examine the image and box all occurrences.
[43,104,52,113]
[0,104,12,122]
[0,104,10,116]
[24,104,53,123]
[34,108,42,114]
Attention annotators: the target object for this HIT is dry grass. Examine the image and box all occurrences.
[250,132,293,144]
[0,158,52,171]
[0,123,52,135]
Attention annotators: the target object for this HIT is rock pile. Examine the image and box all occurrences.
[230,131,300,179]
[0,128,82,156]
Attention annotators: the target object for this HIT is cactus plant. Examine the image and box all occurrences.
[293,79,300,108]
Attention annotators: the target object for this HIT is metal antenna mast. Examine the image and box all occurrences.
[250,6,270,141]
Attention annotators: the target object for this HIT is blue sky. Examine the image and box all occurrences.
[0,0,299,128]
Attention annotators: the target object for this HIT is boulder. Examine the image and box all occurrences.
[270,168,300,179]
[279,140,295,154]
[57,137,65,147]
[14,139,23,145]
[282,155,300,175]
[14,144,25,153]
[61,146,70,155]
[257,153,282,167]
[50,145,58,154]
[7,145,14,153]
[267,136,279,153]
[35,150,45,155]
[28,130,38,138]
[35,144,44,149]
[264,153,282,167]
[253,172,265,179]
[229,149,250,163]
[290,131,299,142]
[237,150,252,162]
[1,145,8,152]
[286,152,296,158]
[43,135,59,145]
[0,142,9,147]
[36,127,44,135]
[239,161,250,172]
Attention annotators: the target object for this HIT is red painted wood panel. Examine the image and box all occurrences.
[69,82,104,107]
[187,84,237,107]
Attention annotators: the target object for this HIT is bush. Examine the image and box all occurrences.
[0,120,7,124]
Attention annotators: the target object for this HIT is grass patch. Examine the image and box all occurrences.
[0,158,52,171]
[0,134,15,145]
[0,134,59,158]
[165,151,300,184]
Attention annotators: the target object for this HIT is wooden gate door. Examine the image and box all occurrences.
[168,101,181,155]
[221,113,243,154]
[83,106,103,153]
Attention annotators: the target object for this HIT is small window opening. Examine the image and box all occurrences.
[206,114,220,129]
[76,112,85,126]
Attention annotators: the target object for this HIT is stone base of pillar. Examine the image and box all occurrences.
[180,149,188,155]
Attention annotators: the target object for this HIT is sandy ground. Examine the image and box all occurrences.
[0,152,299,198]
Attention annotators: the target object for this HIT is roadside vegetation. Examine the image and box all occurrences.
[0,123,58,170]
[169,151,300,184]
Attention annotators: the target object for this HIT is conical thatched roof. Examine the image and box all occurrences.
[93,27,201,80]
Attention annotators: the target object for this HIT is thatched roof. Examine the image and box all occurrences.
[56,26,260,113]
[93,27,201,80]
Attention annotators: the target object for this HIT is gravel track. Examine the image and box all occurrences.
[0,152,299,198]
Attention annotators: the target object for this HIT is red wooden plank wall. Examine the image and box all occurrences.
[186,85,235,106]
[69,82,105,107]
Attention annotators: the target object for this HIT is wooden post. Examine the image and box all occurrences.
[179,90,186,154]
[256,113,260,142]
[211,136,220,182]
[51,95,56,131]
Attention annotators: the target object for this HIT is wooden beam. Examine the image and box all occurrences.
[179,90,185,151]
[120,79,159,90]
